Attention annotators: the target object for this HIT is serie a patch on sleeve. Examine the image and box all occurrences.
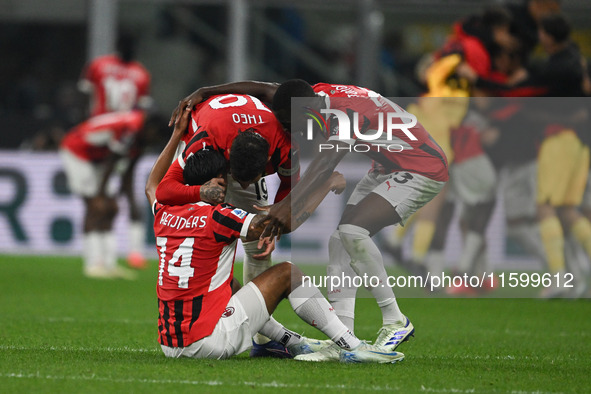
[231,208,248,219]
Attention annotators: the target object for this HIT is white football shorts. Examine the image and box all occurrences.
[448,154,497,205]
[59,149,115,197]
[225,177,269,213]
[160,281,270,360]
[347,171,446,226]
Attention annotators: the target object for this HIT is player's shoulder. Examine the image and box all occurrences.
[214,203,248,219]
[313,82,370,98]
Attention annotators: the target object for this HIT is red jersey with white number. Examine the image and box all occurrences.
[155,94,299,205]
[313,83,448,182]
[153,201,255,347]
[60,110,145,162]
[80,54,151,116]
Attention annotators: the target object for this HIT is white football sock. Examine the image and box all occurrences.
[83,231,102,269]
[327,230,357,332]
[458,231,484,275]
[129,221,144,255]
[258,316,302,347]
[242,239,272,284]
[339,224,404,326]
[289,283,360,350]
[102,231,118,270]
[242,239,273,344]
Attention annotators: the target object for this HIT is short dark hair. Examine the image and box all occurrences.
[183,149,227,186]
[540,14,571,43]
[229,131,270,183]
[272,79,316,113]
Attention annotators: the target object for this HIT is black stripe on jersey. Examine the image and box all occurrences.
[189,295,203,330]
[158,323,164,345]
[214,232,235,243]
[173,300,184,348]
[419,142,447,169]
[270,147,282,172]
[183,129,209,159]
[212,210,243,233]
[161,300,173,347]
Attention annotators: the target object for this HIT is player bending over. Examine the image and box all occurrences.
[144,108,404,363]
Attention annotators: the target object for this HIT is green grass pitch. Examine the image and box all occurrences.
[1,255,590,393]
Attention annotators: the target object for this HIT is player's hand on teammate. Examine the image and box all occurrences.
[171,102,192,136]
[200,177,227,205]
[169,89,205,127]
[259,199,290,241]
[253,237,276,260]
[329,171,346,194]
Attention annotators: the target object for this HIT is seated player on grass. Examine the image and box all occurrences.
[144,108,405,363]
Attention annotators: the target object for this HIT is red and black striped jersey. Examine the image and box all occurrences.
[313,83,449,182]
[152,200,255,347]
[60,110,145,162]
[79,54,151,116]
[155,94,299,205]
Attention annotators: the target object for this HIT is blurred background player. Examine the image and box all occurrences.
[145,108,404,363]
[459,13,591,296]
[78,30,153,269]
[60,109,163,279]
[383,7,516,283]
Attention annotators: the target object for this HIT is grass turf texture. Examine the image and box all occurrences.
[1,255,590,393]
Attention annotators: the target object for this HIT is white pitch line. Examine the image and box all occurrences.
[0,345,579,363]
[0,345,160,354]
[45,316,153,325]
[0,372,399,392]
[0,372,563,394]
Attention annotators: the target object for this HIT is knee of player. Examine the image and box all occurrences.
[276,261,304,286]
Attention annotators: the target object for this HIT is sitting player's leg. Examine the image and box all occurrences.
[248,262,404,363]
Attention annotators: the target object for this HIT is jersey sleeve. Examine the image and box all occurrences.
[274,141,300,202]
[155,158,202,205]
[210,204,255,243]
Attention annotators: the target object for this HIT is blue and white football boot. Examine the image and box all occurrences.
[373,316,415,351]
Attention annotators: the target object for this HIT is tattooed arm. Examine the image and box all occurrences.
[200,178,226,205]
[244,171,346,241]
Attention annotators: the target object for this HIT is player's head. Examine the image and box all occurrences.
[117,30,137,63]
[272,79,316,132]
[539,14,571,49]
[229,131,270,189]
[183,149,228,186]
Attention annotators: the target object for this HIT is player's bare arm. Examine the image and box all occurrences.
[146,107,191,206]
[245,171,346,242]
[169,81,280,126]
[262,143,349,238]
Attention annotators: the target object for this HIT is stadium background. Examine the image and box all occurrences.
[1,0,590,268]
